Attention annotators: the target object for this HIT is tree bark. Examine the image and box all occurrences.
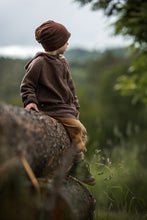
[0,102,71,177]
[0,103,95,220]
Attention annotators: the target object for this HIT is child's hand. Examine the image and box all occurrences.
[25,103,39,112]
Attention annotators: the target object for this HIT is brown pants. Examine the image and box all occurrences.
[50,117,87,162]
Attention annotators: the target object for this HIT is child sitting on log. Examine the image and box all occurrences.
[20,20,95,186]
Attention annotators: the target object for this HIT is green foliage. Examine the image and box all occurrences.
[78,50,147,152]
[71,49,147,218]
[0,47,147,218]
[115,46,147,103]
[74,0,147,103]
[0,57,28,106]
[89,145,147,219]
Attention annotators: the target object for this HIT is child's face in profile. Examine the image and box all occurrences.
[57,42,69,54]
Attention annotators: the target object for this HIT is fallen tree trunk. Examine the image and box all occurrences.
[0,103,95,220]
[0,102,71,177]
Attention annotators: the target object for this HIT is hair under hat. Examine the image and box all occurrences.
[35,20,71,51]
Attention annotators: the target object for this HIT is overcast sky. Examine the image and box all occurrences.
[0,0,132,57]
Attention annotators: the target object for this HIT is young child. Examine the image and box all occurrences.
[20,20,95,186]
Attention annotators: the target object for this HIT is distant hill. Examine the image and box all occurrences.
[65,47,126,66]
[65,48,102,62]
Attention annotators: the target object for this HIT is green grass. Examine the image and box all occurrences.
[87,146,147,220]
[94,210,147,220]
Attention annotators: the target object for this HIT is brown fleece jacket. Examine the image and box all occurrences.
[20,52,80,118]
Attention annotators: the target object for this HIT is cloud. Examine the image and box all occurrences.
[0,45,42,58]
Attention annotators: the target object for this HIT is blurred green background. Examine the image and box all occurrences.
[1,0,147,219]
[0,46,147,219]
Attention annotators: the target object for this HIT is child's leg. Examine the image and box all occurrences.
[52,117,95,185]
[53,117,87,153]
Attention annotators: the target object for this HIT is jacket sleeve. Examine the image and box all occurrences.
[20,59,41,107]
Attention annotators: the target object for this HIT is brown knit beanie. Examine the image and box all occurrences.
[35,20,71,51]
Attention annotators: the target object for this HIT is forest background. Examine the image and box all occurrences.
[0,0,147,219]
[0,46,147,219]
